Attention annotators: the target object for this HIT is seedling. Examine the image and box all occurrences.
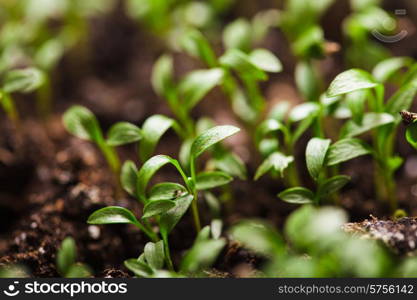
[277,137,371,205]
[179,25,282,124]
[87,125,240,271]
[343,0,393,69]
[280,0,337,101]
[56,237,91,278]
[63,106,179,192]
[0,67,46,126]
[152,54,224,137]
[326,63,417,211]
[124,220,226,277]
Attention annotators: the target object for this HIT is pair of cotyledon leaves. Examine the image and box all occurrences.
[83,123,240,238]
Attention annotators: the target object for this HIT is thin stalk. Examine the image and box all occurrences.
[162,234,174,271]
[134,221,159,243]
[97,139,123,197]
[189,158,201,232]
[37,74,52,120]
[1,92,20,129]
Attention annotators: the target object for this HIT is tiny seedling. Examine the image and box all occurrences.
[63,107,178,191]
[124,220,226,277]
[56,237,91,278]
[0,67,46,126]
[179,26,282,124]
[87,125,240,271]
[277,137,371,205]
[326,63,417,211]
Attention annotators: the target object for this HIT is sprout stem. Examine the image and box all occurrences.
[162,234,175,271]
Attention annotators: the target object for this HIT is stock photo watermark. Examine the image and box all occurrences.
[372,9,408,43]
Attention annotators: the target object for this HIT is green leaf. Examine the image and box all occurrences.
[326,138,372,166]
[124,259,153,277]
[317,175,350,198]
[372,57,412,83]
[196,171,233,190]
[222,18,252,52]
[327,69,378,97]
[142,200,176,219]
[289,102,320,122]
[249,49,282,73]
[305,138,331,181]
[63,105,102,142]
[190,125,240,158]
[180,29,217,67]
[139,115,175,162]
[120,160,138,196]
[151,54,174,98]
[219,49,267,81]
[278,187,314,204]
[346,89,367,124]
[179,68,224,111]
[341,112,394,138]
[56,237,77,276]
[211,219,222,239]
[385,80,417,121]
[292,25,325,58]
[255,152,294,180]
[295,60,320,101]
[149,182,188,201]
[106,122,142,146]
[65,264,91,278]
[180,238,226,273]
[87,206,140,227]
[292,113,317,144]
[229,220,284,256]
[137,155,183,201]
[144,241,165,270]
[159,194,194,237]
[255,119,288,147]
[212,151,247,180]
[406,121,417,150]
[3,67,45,93]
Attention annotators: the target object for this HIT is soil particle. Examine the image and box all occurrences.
[344,217,417,256]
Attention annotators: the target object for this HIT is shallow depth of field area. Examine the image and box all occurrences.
[2,0,417,278]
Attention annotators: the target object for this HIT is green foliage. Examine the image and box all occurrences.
[56,237,91,278]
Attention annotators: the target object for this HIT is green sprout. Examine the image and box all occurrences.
[0,0,116,118]
[179,23,282,125]
[325,62,417,211]
[0,67,46,127]
[280,0,337,101]
[124,220,226,277]
[277,137,370,205]
[343,0,393,69]
[87,125,240,271]
[56,237,92,278]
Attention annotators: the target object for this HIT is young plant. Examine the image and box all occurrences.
[87,125,240,271]
[326,62,417,211]
[63,106,181,193]
[280,0,337,101]
[277,137,371,205]
[56,237,91,278]
[152,54,224,138]
[343,0,393,69]
[254,100,330,186]
[0,67,46,126]
[179,23,282,124]
[124,220,226,277]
